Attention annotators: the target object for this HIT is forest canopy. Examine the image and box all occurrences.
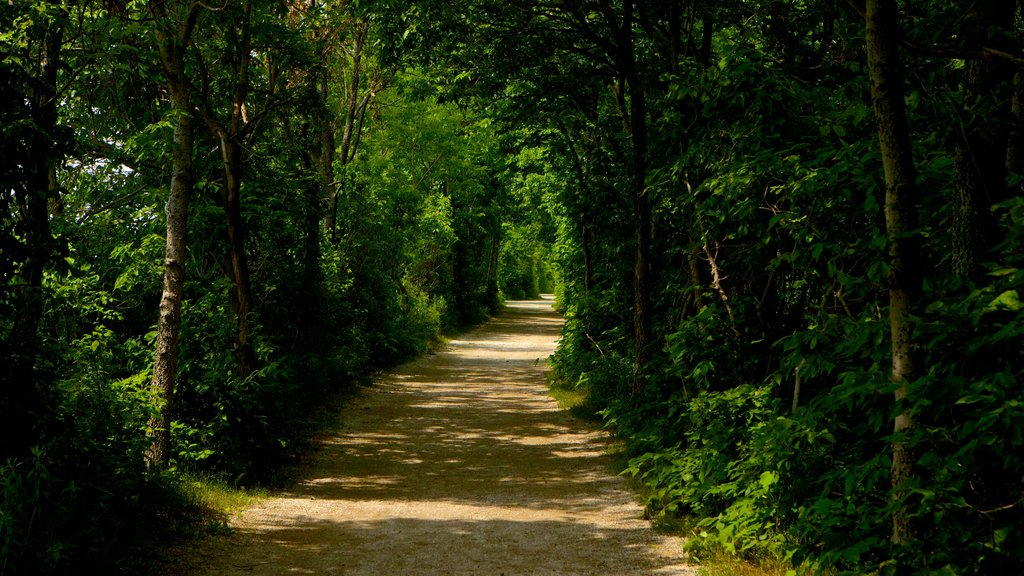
[2,1,1022,575]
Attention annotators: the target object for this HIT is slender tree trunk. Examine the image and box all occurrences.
[681,247,706,320]
[581,224,593,293]
[298,117,330,330]
[148,84,193,470]
[338,22,367,170]
[667,0,680,70]
[951,64,999,280]
[485,235,500,307]
[319,106,338,239]
[951,1,1015,278]
[326,21,371,243]
[559,126,595,295]
[199,0,257,378]
[865,0,921,547]
[699,11,713,68]
[599,0,653,395]
[4,13,62,459]
[1005,1,1024,186]
[951,119,986,277]
[298,70,335,331]
[1007,70,1024,181]
[630,110,652,396]
[619,1,653,396]
[222,138,257,377]
[147,4,199,469]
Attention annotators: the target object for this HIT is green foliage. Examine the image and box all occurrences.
[522,2,1024,574]
[2,0,523,570]
[498,223,552,299]
[1,449,64,575]
[5,0,1023,574]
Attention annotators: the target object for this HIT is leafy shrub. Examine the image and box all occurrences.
[1,449,64,575]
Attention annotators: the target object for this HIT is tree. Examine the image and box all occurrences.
[195,0,259,378]
[146,0,202,470]
[949,1,1017,279]
[326,13,393,242]
[864,0,922,547]
[0,0,65,460]
[571,0,654,393]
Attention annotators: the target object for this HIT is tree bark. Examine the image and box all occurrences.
[618,1,653,396]
[220,0,257,378]
[559,125,595,295]
[297,16,338,332]
[485,234,500,307]
[1007,70,1024,181]
[581,224,593,293]
[222,136,257,377]
[699,11,714,68]
[556,1,653,383]
[951,1,1015,279]
[681,247,706,320]
[864,0,921,547]
[147,2,200,470]
[3,10,63,459]
[193,0,259,378]
[317,99,337,246]
[298,86,334,328]
[951,63,1000,279]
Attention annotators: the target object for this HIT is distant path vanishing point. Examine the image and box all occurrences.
[179,297,693,575]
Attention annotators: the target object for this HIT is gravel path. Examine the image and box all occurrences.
[182,298,692,575]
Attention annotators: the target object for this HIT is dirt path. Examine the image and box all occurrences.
[181,298,693,575]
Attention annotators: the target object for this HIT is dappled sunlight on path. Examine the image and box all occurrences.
[184,297,692,575]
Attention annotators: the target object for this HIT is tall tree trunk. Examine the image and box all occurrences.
[951,65,999,279]
[195,0,258,378]
[1007,70,1024,182]
[560,126,595,295]
[1007,0,1024,182]
[581,224,593,293]
[619,0,653,396]
[865,0,922,547]
[297,101,334,334]
[699,11,714,68]
[222,138,257,377]
[680,247,706,320]
[297,111,331,334]
[3,12,62,459]
[221,0,257,378]
[147,3,200,470]
[951,1,1015,278]
[317,103,336,245]
[630,92,652,396]
[485,234,500,306]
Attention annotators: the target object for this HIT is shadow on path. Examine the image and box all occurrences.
[185,298,692,575]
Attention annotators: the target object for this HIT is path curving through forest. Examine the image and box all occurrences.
[179,298,693,575]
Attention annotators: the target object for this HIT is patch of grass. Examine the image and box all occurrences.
[680,527,794,576]
[179,473,267,517]
[549,386,587,412]
[546,374,603,422]
[696,556,790,576]
[682,526,798,576]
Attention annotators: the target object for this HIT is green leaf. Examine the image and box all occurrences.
[985,290,1021,313]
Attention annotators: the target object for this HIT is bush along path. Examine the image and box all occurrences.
[171,298,692,575]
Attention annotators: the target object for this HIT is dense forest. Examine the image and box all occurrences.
[2,1,1022,574]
